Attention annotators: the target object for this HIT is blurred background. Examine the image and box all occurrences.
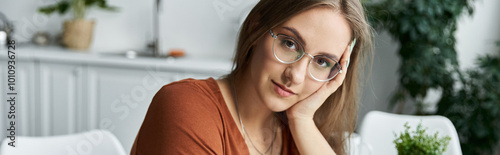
[0,0,498,154]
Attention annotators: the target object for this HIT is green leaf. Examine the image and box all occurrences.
[37,0,119,17]
[394,122,451,154]
[38,5,58,15]
[58,1,70,15]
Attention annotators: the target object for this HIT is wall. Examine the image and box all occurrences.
[456,0,500,70]
[159,0,258,59]
[0,0,258,60]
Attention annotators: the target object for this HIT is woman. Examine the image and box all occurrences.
[131,0,372,154]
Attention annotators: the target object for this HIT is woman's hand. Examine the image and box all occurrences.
[286,43,353,121]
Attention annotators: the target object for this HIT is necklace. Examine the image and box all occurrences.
[230,79,277,155]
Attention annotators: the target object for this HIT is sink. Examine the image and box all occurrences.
[99,50,170,59]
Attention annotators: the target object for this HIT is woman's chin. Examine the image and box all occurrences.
[265,99,295,112]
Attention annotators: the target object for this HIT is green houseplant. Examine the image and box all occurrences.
[437,45,500,155]
[364,0,475,114]
[38,0,118,50]
[394,122,451,155]
[364,0,500,154]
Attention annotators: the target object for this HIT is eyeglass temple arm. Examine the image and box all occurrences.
[349,38,357,54]
[341,38,357,73]
[270,30,277,38]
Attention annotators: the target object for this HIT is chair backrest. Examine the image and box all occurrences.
[0,129,126,155]
[358,111,462,155]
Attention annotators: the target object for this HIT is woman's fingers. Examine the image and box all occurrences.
[311,43,351,102]
[288,41,354,119]
[325,43,352,92]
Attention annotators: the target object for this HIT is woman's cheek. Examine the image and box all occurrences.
[303,83,323,98]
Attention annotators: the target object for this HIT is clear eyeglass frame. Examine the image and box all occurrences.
[269,29,343,82]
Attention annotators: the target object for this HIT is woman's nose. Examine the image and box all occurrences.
[284,56,311,85]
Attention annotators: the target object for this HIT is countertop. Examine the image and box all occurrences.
[1,45,233,74]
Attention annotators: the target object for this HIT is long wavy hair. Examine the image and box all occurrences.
[227,0,373,154]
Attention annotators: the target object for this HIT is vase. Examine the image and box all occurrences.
[62,19,95,51]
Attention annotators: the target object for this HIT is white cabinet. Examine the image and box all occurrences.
[0,57,36,139]
[87,65,218,150]
[0,46,232,152]
[37,61,85,136]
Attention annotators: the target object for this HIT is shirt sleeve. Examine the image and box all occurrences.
[131,81,225,155]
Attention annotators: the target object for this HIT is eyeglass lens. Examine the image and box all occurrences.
[273,35,341,81]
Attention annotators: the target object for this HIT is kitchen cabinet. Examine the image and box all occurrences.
[0,56,36,139]
[38,61,85,136]
[0,45,232,152]
[88,65,193,150]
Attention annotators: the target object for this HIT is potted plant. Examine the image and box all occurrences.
[437,44,500,154]
[394,122,451,155]
[38,0,118,50]
[364,0,476,114]
[363,0,500,154]
[364,0,500,154]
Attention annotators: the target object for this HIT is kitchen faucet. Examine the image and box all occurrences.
[148,0,162,57]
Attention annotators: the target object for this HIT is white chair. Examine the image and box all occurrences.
[0,129,126,155]
[358,111,462,155]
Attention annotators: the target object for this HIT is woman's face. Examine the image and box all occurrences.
[248,7,352,112]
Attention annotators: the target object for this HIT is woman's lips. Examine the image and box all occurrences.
[272,81,296,97]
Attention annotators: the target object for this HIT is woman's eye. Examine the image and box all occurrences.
[281,39,297,50]
[315,58,331,68]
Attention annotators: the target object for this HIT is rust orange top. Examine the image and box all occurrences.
[131,78,299,155]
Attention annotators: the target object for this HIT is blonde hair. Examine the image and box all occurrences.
[227,0,373,154]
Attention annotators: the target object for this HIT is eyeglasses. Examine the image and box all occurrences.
[270,30,344,82]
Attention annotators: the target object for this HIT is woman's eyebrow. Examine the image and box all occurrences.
[282,26,307,47]
[281,26,340,61]
[317,52,339,61]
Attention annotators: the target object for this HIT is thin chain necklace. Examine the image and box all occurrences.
[230,80,277,155]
